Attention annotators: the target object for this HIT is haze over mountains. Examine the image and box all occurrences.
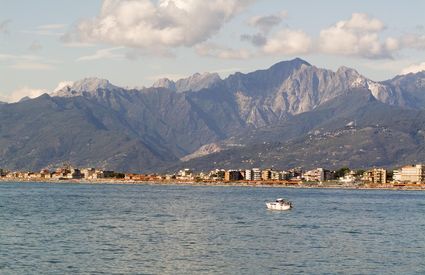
[1,58,425,172]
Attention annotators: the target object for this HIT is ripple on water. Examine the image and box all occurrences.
[0,183,425,274]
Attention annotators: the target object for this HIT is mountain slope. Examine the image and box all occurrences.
[170,89,425,171]
[0,94,176,172]
[1,58,425,172]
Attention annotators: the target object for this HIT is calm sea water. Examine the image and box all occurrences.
[0,182,424,274]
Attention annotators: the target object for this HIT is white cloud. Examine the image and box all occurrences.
[196,43,252,59]
[66,0,254,51]
[401,62,425,75]
[76,47,125,62]
[342,13,384,32]
[319,13,397,59]
[262,29,312,55]
[241,12,401,59]
[6,87,46,103]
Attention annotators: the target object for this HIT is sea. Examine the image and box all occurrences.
[0,182,424,274]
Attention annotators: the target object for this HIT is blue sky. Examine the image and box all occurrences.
[1,0,425,102]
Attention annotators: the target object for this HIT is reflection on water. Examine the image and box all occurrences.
[0,183,424,274]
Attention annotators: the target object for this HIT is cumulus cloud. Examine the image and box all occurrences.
[319,13,398,59]
[401,62,425,75]
[262,29,312,55]
[65,0,254,51]
[196,43,252,59]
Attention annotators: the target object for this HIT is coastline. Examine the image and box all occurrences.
[1,178,425,191]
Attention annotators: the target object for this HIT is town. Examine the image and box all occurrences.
[1,163,425,189]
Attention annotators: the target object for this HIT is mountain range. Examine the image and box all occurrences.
[1,58,425,172]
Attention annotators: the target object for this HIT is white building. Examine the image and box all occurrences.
[81,168,97,179]
[252,168,262,181]
[339,171,357,184]
[400,164,425,183]
[303,168,325,182]
[245,169,252,180]
[177,168,194,180]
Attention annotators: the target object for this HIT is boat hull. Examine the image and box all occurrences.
[266,202,292,211]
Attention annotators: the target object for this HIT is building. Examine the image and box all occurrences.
[40,169,52,179]
[362,168,387,184]
[261,169,272,181]
[207,169,225,181]
[392,169,402,182]
[239,170,245,180]
[224,170,242,181]
[244,170,252,180]
[252,168,262,181]
[400,164,425,183]
[81,168,97,179]
[303,168,325,182]
[303,168,334,182]
[279,171,290,180]
[271,170,281,180]
[67,168,82,179]
[177,169,194,180]
[339,171,357,184]
[288,168,303,179]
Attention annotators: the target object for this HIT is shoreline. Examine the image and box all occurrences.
[1,178,425,191]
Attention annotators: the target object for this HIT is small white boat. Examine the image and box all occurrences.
[266,198,293,210]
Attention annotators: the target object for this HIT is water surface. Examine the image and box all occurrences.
[1,182,424,274]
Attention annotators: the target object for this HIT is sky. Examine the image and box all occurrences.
[1,0,425,102]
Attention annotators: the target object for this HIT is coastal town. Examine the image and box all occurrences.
[1,164,425,189]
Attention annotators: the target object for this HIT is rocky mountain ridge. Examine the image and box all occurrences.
[153,72,221,93]
[1,58,425,172]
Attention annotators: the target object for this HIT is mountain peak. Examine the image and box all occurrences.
[269,58,311,71]
[19,96,31,102]
[52,77,120,97]
[72,77,116,92]
[152,72,221,93]
[336,66,360,76]
[152,78,176,90]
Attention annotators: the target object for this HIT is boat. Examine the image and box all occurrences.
[266,198,293,210]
